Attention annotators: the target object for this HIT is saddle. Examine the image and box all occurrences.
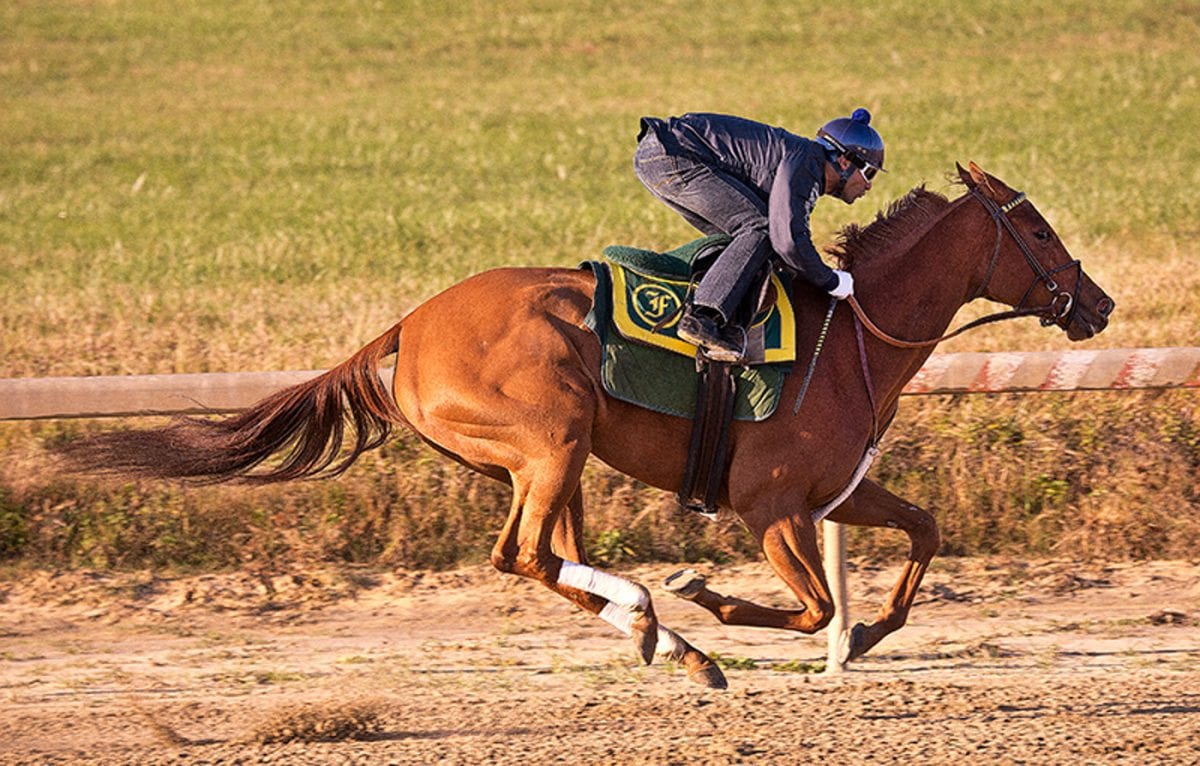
[600,238,797,365]
[585,237,797,519]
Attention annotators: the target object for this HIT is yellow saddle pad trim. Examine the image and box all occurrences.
[609,264,797,364]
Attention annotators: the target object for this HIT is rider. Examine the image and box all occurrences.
[633,108,885,361]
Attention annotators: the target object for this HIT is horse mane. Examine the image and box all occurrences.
[827,185,952,270]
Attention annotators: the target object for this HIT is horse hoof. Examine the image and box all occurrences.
[687,661,729,690]
[631,610,658,665]
[663,569,706,601]
[837,622,868,664]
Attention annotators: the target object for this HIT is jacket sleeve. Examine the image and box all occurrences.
[767,153,839,292]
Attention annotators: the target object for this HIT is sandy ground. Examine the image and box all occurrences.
[1,556,1197,765]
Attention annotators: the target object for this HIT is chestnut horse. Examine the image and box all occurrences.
[61,163,1113,689]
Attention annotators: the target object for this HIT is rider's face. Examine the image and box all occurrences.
[836,156,872,203]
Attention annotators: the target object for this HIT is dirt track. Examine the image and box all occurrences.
[1,557,1198,765]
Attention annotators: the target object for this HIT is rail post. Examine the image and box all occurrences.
[823,520,849,674]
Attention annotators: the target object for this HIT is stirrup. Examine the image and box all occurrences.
[678,309,746,363]
[699,324,747,363]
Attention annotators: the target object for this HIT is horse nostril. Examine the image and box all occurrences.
[1097,297,1115,317]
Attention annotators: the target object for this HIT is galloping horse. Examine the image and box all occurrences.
[61,163,1113,689]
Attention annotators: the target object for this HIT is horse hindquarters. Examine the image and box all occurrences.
[390,268,673,663]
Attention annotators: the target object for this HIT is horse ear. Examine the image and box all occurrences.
[956,162,973,187]
[966,161,998,198]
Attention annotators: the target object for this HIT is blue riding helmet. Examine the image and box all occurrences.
[817,108,886,172]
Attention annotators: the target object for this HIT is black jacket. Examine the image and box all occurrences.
[640,113,837,291]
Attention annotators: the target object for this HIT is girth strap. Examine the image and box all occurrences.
[677,358,737,518]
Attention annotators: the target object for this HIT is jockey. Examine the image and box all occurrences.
[633,108,885,362]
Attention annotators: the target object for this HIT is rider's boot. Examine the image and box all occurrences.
[676,305,746,363]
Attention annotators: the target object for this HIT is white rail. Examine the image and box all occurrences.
[2,348,1196,422]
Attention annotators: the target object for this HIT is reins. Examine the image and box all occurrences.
[847,189,1082,350]
[803,181,1086,523]
[846,295,1046,349]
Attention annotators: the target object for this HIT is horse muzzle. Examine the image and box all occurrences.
[1064,293,1114,341]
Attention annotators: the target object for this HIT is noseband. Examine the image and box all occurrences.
[849,187,1085,350]
[969,189,1082,328]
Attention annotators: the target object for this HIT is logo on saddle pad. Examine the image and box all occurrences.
[610,265,797,364]
[632,284,683,328]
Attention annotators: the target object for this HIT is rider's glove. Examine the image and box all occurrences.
[828,269,855,300]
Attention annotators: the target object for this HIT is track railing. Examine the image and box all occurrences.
[3,348,1196,422]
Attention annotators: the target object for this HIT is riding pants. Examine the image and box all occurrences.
[633,130,774,323]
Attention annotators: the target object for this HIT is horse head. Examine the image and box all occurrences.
[958,162,1114,341]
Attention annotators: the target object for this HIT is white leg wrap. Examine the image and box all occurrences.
[654,626,689,663]
[557,561,649,611]
[598,601,635,636]
[598,606,689,663]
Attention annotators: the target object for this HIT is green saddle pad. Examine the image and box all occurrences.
[601,234,727,279]
[583,237,791,422]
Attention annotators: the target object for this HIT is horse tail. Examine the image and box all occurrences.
[58,322,406,484]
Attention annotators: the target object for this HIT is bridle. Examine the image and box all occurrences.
[969,189,1082,328]
[849,187,1084,349]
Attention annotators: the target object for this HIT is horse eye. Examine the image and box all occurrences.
[1034,229,1052,242]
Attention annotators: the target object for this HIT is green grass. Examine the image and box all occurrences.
[3,1,1198,373]
[709,652,760,671]
[1,0,1197,569]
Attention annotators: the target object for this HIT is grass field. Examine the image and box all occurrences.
[1,0,1197,568]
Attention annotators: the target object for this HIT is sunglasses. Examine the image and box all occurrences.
[848,153,878,181]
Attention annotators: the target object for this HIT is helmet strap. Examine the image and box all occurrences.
[828,157,856,198]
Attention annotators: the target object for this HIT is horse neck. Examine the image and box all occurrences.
[850,194,990,396]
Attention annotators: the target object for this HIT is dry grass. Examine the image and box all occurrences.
[1,382,1196,570]
[2,1,1197,569]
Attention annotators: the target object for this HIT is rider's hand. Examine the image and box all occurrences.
[828,269,855,300]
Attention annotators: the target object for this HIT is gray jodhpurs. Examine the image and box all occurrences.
[633,131,774,323]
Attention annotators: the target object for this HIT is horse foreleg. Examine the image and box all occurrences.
[667,509,833,634]
[825,478,940,662]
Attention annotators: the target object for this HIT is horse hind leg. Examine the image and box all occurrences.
[545,488,726,689]
[489,455,659,666]
[825,478,940,663]
[425,435,718,681]
[417,426,716,683]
